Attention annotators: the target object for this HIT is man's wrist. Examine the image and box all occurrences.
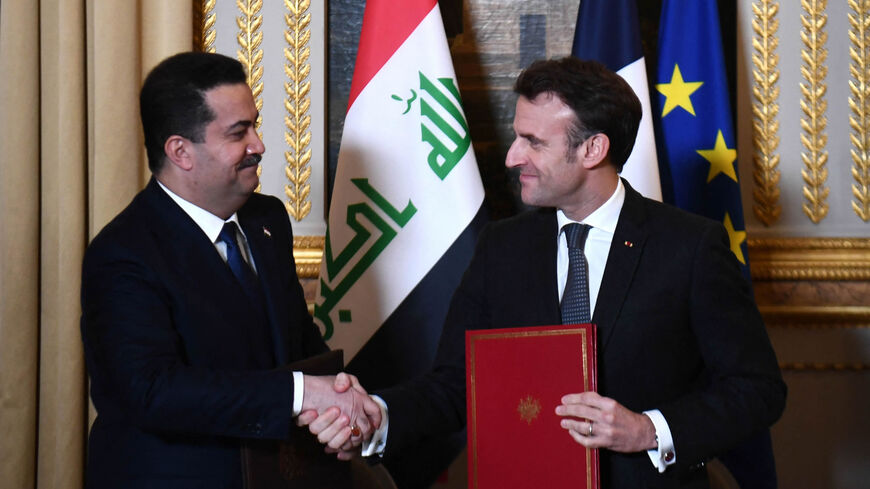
[643,409,675,472]
[361,395,388,457]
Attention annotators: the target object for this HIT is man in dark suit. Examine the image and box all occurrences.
[314,57,786,488]
[80,52,379,488]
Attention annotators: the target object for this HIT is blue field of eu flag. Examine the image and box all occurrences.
[654,0,750,280]
[654,2,777,489]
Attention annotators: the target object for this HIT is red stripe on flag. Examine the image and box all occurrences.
[347,0,438,111]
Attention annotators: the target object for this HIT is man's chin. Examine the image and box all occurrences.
[239,165,260,186]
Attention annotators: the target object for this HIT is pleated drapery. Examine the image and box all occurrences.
[0,2,193,487]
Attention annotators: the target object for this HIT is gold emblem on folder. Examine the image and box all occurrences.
[517,396,541,425]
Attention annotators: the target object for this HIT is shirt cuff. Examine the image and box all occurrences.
[643,409,675,473]
[361,395,389,457]
[292,371,304,417]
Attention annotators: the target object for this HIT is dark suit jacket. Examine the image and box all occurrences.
[379,181,786,489]
[81,178,328,489]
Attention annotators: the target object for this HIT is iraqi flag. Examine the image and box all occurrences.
[315,0,485,410]
[572,0,662,200]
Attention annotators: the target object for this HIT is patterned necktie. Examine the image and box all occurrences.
[218,221,262,300]
[561,223,592,324]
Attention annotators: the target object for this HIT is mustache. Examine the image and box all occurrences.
[239,153,262,169]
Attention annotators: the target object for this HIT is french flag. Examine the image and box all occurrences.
[572,0,662,201]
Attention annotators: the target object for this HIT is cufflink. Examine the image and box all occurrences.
[664,451,675,463]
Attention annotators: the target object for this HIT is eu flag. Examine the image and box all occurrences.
[654,0,750,280]
[654,2,776,488]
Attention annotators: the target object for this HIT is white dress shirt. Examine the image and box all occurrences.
[157,180,305,416]
[555,179,675,472]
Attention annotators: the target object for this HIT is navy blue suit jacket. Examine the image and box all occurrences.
[81,178,327,488]
[379,181,786,489]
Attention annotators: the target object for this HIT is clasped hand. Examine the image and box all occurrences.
[298,373,380,460]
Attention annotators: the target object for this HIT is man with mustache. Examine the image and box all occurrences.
[80,52,379,488]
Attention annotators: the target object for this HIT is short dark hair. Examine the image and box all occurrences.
[514,57,641,173]
[140,52,248,173]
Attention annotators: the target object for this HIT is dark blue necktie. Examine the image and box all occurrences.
[218,221,262,300]
[561,223,592,324]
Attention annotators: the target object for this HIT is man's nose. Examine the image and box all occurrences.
[248,129,265,154]
[505,140,522,168]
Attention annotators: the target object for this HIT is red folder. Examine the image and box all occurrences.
[466,324,599,489]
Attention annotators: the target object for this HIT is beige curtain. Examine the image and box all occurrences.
[0,1,192,487]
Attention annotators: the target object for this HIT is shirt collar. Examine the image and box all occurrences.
[556,178,625,233]
[156,180,241,243]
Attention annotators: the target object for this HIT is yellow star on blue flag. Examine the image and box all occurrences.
[697,130,737,183]
[656,64,703,117]
[722,212,747,264]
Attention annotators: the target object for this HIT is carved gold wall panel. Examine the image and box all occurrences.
[283,0,313,221]
[236,0,264,193]
[293,235,323,279]
[850,0,870,221]
[194,0,217,53]
[799,0,830,224]
[749,237,870,372]
[740,1,870,235]
[750,0,783,226]
[236,0,264,120]
[748,237,870,280]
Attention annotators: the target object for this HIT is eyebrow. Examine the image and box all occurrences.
[225,113,260,133]
[517,131,544,145]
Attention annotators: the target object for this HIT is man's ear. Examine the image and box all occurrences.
[579,133,610,170]
[163,135,194,171]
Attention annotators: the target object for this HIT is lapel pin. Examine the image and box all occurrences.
[263,226,271,238]
[624,240,634,248]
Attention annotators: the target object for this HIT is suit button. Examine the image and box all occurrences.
[664,451,675,463]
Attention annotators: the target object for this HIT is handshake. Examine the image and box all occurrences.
[298,373,383,460]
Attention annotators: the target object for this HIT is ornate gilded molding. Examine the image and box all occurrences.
[194,0,217,53]
[283,0,313,221]
[850,0,870,221]
[750,0,783,226]
[748,237,870,280]
[760,305,870,328]
[236,0,264,117]
[799,0,830,223]
[780,362,869,372]
[236,0,264,191]
[293,235,324,279]
[760,303,870,371]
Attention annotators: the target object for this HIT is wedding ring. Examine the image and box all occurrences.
[588,421,594,437]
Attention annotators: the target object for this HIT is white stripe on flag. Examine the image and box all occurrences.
[617,57,662,201]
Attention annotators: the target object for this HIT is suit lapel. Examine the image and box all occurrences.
[238,206,291,365]
[592,181,648,350]
[141,179,240,298]
[510,210,561,326]
[534,211,562,325]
